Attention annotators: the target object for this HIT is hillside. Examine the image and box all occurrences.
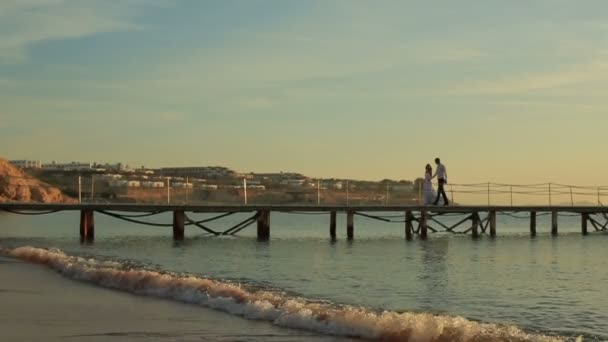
[0,159,75,203]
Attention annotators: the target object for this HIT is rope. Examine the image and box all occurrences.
[96,210,173,227]
[354,212,405,223]
[222,213,259,235]
[189,212,236,224]
[102,211,165,218]
[185,214,220,235]
[1,208,62,215]
[280,211,329,215]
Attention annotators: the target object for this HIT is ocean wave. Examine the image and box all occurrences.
[1,246,572,342]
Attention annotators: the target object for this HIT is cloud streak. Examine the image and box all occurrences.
[0,0,141,64]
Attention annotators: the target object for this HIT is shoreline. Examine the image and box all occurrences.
[0,255,344,342]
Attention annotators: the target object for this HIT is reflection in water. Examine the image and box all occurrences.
[417,238,452,312]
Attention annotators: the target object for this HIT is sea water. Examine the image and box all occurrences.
[0,211,606,341]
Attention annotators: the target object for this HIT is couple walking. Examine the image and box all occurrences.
[423,158,449,206]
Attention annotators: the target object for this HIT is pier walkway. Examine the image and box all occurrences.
[1,203,607,242]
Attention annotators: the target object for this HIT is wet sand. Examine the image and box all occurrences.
[0,256,345,342]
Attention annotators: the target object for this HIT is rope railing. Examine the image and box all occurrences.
[445,182,607,206]
[2,174,608,207]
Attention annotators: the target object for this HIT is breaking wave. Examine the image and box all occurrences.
[1,246,572,342]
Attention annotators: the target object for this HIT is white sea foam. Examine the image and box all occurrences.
[1,246,569,342]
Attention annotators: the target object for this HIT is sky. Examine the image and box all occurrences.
[1,0,607,185]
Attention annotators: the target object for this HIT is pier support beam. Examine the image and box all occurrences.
[329,211,337,240]
[530,212,537,237]
[346,211,354,240]
[173,210,185,241]
[405,211,414,240]
[581,213,589,235]
[471,213,480,239]
[489,211,497,237]
[257,210,270,241]
[419,210,428,239]
[551,211,558,236]
[79,209,94,242]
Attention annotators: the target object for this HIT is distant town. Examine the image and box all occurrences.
[8,159,418,205]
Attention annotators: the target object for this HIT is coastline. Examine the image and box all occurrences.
[0,255,344,342]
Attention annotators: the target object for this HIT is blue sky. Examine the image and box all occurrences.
[1,0,607,184]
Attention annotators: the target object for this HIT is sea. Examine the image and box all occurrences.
[0,210,606,341]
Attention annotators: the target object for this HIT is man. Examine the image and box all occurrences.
[432,158,449,206]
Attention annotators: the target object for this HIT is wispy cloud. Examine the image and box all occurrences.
[446,60,608,95]
[0,0,142,64]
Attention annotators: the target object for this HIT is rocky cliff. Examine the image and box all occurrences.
[0,159,75,203]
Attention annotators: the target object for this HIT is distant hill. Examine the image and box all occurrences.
[0,158,75,203]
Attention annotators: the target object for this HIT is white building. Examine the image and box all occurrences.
[127,180,141,187]
[100,174,123,180]
[199,184,218,190]
[141,181,165,188]
[109,180,129,187]
[280,179,306,187]
[9,160,42,169]
[172,182,193,188]
[42,161,93,171]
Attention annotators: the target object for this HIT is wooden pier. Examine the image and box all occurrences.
[1,203,607,242]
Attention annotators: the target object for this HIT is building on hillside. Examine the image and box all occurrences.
[280,179,307,187]
[9,160,42,169]
[41,161,94,171]
[172,182,194,188]
[109,180,129,187]
[253,172,306,183]
[141,181,165,188]
[199,184,218,190]
[160,166,236,179]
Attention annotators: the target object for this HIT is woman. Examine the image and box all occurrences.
[423,164,437,205]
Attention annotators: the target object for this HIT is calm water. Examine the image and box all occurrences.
[1,211,606,341]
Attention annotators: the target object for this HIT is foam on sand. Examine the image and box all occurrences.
[1,246,570,342]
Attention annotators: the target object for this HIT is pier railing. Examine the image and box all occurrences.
[447,182,608,207]
[1,175,607,207]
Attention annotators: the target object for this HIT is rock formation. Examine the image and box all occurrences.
[0,159,75,203]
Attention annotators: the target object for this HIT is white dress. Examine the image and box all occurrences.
[423,172,436,205]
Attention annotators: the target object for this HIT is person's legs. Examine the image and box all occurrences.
[433,180,444,205]
[440,184,449,205]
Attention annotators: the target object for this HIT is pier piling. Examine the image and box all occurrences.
[551,211,558,236]
[173,210,185,241]
[330,211,337,240]
[346,211,354,240]
[530,212,537,237]
[405,211,414,240]
[420,210,428,239]
[471,213,480,239]
[257,210,270,241]
[79,209,94,242]
[489,211,497,237]
[581,213,589,235]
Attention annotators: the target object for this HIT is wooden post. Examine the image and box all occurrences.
[405,211,413,240]
[489,211,497,237]
[243,178,248,205]
[530,212,537,237]
[551,211,558,236]
[420,210,428,239]
[257,210,270,241]
[78,176,82,204]
[471,213,480,239]
[329,211,337,239]
[346,210,354,240]
[581,213,588,235]
[79,209,94,242]
[173,210,185,240]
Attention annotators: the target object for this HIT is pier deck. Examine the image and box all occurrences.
[1,203,607,242]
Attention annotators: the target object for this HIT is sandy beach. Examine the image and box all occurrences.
[0,256,342,342]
